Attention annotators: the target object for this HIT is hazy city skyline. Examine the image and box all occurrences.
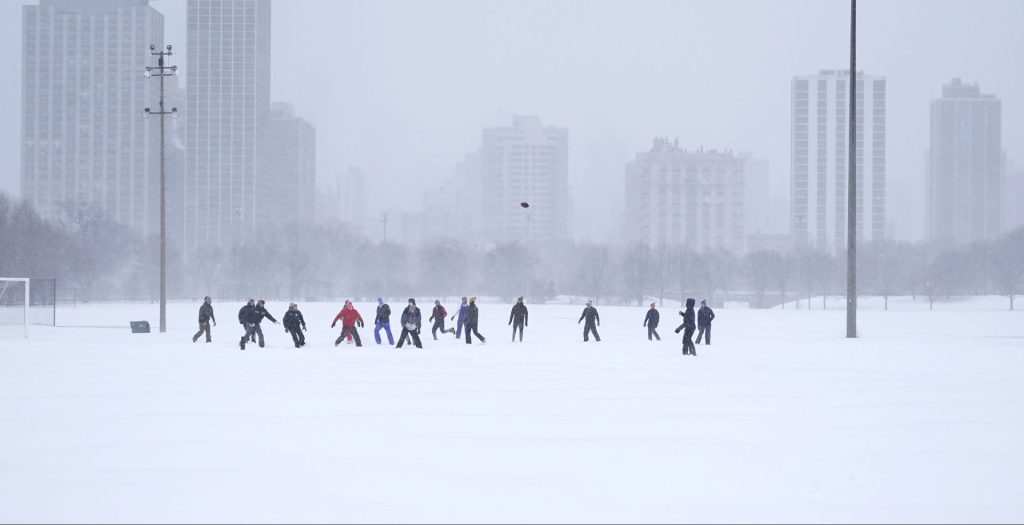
[2,0,1023,242]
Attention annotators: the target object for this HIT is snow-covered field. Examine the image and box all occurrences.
[1,300,1022,523]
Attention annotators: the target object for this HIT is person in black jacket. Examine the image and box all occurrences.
[396,298,423,349]
[578,300,601,342]
[696,299,715,345]
[465,296,486,344]
[429,300,455,340]
[643,302,660,341]
[238,299,258,350]
[509,296,528,342]
[373,297,394,345]
[192,296,216,343]
[248,299,278,349]
[283,303,307,348]
[674,298,697,356]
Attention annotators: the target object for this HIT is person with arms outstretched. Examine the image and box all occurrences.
[331,300,364,347]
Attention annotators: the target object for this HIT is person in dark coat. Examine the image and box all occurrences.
[331,300,365,347]
[250,299,277,348]
[429,300,455,340]
[464,296,486,344]
[509,296,528,342]
[192,296,216,343]
[283,303,307,348]
[696,299,715,345]
[238,299,258,350]
[450,296,468,339]
[674,298,697,356]
[397,298,423,349]
[578,300,601,342]
[373,297,394,345]
[643,302,660,341]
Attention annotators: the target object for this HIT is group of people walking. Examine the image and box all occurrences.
[190,296,716,355]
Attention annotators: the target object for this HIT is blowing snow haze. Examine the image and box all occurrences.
[1,0,1022,244]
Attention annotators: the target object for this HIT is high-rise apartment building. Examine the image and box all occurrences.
[266,102,315,226]
[791,70,886,254]
[927,78,1002,244]
[185,0,271,251]
[481,116,569,243]
[624,139,747,253]
[22,0,164,234]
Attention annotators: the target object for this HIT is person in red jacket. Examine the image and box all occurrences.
[331,300,364,347]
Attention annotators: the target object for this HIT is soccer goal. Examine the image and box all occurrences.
[0,278,29,338]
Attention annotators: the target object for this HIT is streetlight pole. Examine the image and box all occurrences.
[846,0,858,338]
[381,212,389,301]
[145,44,177,334]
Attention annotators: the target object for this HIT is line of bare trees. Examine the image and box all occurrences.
[3,192,1023,309]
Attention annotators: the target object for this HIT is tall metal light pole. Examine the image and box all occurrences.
[846,0,858,338]
[381,212,389,301]
[144,44,177,334]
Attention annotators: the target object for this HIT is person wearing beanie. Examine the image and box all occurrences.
[429,300,455,340]
[331,300,365,347]
[696,299,716,345]
[643,302,660,341]
[674,298,697,356]
[508,296,528,342]
[283,303,307,348]
[397,298,423,349]
[192,296,216,343]
[464,296,486,344]
[578,300,601,342]
[373,297,394,345]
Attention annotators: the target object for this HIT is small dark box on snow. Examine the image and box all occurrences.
[130,321,151,333]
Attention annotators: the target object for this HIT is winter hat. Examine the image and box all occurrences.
[435,300,441,305]
[586,300,592,306]
[204,296,211,303]
[461,296,468,302]
[517,296,524,303]
[686,298,696,308]
[650,302,656,307]
[247,298,255,305]
[257,299,265,306]
[409,298,416,305]
[289,303,297,309]
[377,297,383,303]
[700,300,706,305]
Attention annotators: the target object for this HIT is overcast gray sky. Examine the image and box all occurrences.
[1,0,1021,241]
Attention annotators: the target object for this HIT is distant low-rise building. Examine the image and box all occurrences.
[266,102,316,227]
[624,138,748,254]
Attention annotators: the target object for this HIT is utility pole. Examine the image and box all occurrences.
[145,44,178,334]
[846,0,858,338]
[381,212,389,301]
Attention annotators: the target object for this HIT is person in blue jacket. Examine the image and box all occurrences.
[696,299,715,345]
[450,296,469,339]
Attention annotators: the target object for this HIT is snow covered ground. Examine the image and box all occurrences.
[1,299,1023,523]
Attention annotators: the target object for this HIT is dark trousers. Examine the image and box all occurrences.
[288,328,305,348]
[584,323,601,342]
[397,328,422,348]
[239,323,261,349]
[647,326,660,341]
[683,327,696,355]
[465,322,485,344]
[432,319,454,340]
[336,326,362,347]
[696,325,711,345]
[512,320,524,342]
[193,321,211,343]
[374,321,394,345]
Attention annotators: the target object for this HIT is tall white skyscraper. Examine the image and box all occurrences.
[481,116,569,243]
[791,70,886,254]
[185,0,271,252]
[624,139,747,254]
[266,102,315,226]
[927,78,1002,244]
[21,0,164,234]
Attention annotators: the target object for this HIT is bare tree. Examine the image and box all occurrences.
[990,228,1024,310]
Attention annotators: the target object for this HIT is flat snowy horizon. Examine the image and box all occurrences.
[1,299,1022,523]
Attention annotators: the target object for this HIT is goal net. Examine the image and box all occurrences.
[0,278,29,338]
